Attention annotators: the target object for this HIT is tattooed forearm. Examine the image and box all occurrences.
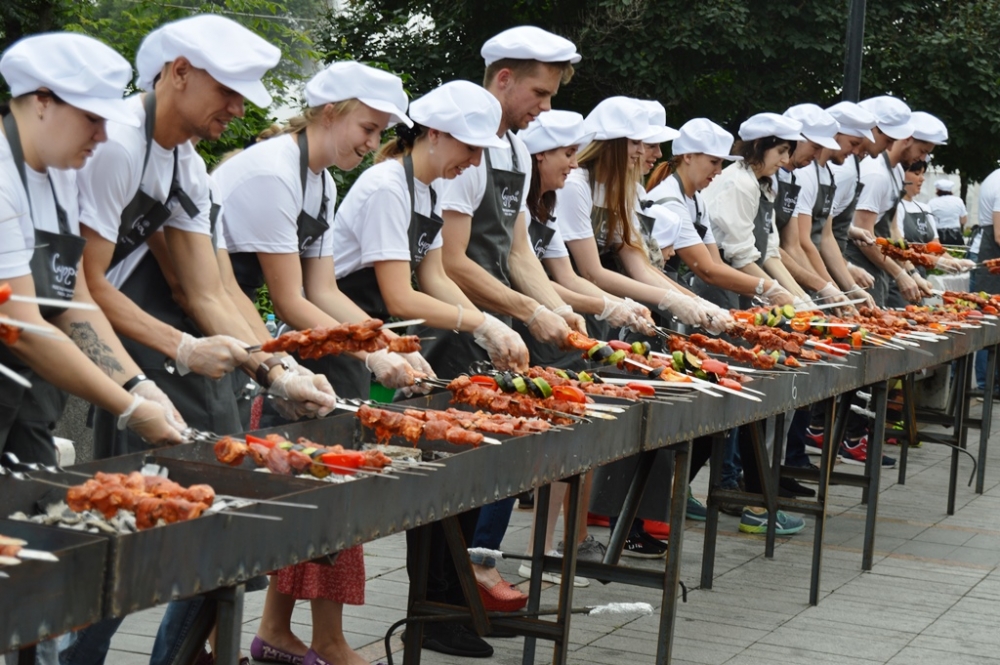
[68,322,126,378]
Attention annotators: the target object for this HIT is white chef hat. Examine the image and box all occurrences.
[934,179,954,193]
[519,110,594,154]
[305,61,410,127]
[858,95,913,140]
[825,101,876,142]
[671,118,740,160]
[584,96,653,142]
[481,26,581,66]
[738,112,804,142]
[644,204,681,248]
[408,80,507,149]
[783,103,840,150]
[910,111,948,145]
[136,15,281,108]
[636,100,680,144]
[1,32,139,127]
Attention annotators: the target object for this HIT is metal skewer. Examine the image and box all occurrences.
[0,317,67,341]
[7,295,97,311]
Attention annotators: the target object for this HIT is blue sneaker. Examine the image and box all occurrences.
[739,508,805,535]
[686,491,707,521]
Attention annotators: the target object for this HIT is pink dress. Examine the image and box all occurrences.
[273,546,365,604]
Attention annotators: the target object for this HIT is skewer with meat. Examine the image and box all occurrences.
[212,433,395,477]
[357,404,484,445]
[260,318,421,358]
[875,238,938,268]
[65,473,215,527]
[447,376,589,424]
[0,535,27,559]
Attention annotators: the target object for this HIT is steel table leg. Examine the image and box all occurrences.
[16,646,35,665]
[552,475,582,665]
[749,421,778,559]
[403,524,432,665]
[521,482,551,665]
[656,440,691,665]
[898,373,917,485]
[211,585,244,665]
[948,355,971,515]
[977,345,997,494]
[603,450,657,567]
[766,413,786,558]
[700,432,727,589]
[862,382,888,571]
[810,397,837,606]
[441,516,490,637]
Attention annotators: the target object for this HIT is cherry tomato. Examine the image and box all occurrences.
[552,385,588,403]
[718,378,742,391]
[790,319,810,333]
[829,324,850,338]
[608,340,633,351]
[319,451,364,475]
[566,331,598,351]
[469,375,499,389]
[925,241,944,254]
[784,356,801,368]
[700,358,729,376]
[984,306,998,315]
[625,382,656,397]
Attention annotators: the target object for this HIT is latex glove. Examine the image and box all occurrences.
[552,305,587,334]
[596,297,633,328]
[698,299,733,334]
[607,297,656,336]
[847,263,875,289]
[399,351,434,396]
[816,282,844,303]
[526,305,573,347]
[761,281,794,307]
[175,333,249,379]
[117,395,185,445]
[895,271,921,302]
[473,313,530,373]
[658,290,711,328]
[845,284,876,310]
[129,380,187,433]
[848,225,876,247]
[937,256,976,274]
[915,274,935,297]
[793,297,819,311]
[269,368,338,418]
[365,349,417,389]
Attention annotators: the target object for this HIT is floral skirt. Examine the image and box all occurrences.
[273,544,365,604]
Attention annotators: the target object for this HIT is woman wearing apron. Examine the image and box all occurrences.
[214,62,427,665]
[0,33,183,459]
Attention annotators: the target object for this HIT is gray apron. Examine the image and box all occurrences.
[887,203,935,308]
[774,171,800,231]
[418,137,522,377]
[93,96,240,459]
[0,113,82,463]
[808,161,837,248]
[719,184,774,309]
[844,153,903,308]
[973,226,1000,294]
[527,213,557,260]
[832,155,864,253]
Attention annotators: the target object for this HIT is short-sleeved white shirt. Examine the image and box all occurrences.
[792,161,833,218]
[76,95,212,288]
[438,132,530,217]
[0,132,34,280]
[855,154,904,219]
[645,174,716,250]
[829,156,862,218]
[702,162,780,269]
[213,133,336,260]
[895,199,937,240]
[553,168,598,243]
[927,194,967,230]
[333,159,443,278]
[978,169,1000,228]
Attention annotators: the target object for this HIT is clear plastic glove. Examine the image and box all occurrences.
[698,299,733,334]
[936,256,975,274]
[552,305,587,334]
[845,284,876,310]
[847,263,875,289]
[848,225,876,247]
[793,297,819,311]
[175,333,249,379]
[895,271,921,302]
[658,290,711,328]
[129,380,187,433]
[596,297,633,327]
[399,351,434,396]
[761,281,794,306]
[816,282,844,303]
[915,274,935,297]
[365,349,417,389]
[117,395,185,445]
[473,313,530,373]
[526,305,573,347]
[269,368,338,418]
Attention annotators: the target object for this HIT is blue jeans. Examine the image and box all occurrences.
[471,497,517,550]
[721,428,741,488]
[149,599,206,665]
[784,409,813,468]
[58,618,124,665]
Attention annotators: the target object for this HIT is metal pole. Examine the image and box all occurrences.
[842,0,867,102]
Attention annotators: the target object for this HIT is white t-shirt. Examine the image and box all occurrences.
[0,131,34,280]
[927,194,967,230]
[855,154,904,219]
[978,169,1000,229]
[438,132,530,218]
[208,175,226,252]
[645,173,716,250]
[554,168,597,242]
[829,156,862,218]
[702,162,780,269]
[895,199,937,240]
[333,159,443,278]
[213,133,336,259]
[792,161,833,218]
[77,95,212,288]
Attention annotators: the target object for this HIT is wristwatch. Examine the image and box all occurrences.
[255,355,291,389]
[755,278,765,296]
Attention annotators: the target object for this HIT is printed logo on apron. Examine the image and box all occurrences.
[527,216,556,260]
[500,186,522,217]
[774,175,801,230]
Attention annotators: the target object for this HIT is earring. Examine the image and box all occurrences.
[429,147,434,155]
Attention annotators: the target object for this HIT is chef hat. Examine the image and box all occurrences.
[671,118,740,160]
[481,26,581,66]
[934,179,954,193]
[519,110,594,154]
[644,204,682,248]
[408,81,507,149]
[858,96,913,140]
[637,100,680,144]
[825,101,876,142]
[738,112,804,142]
[305,61,410,127]
[783,104,840,150]
[136,15,281,108]
[910,111,948,145]
[0,32,139,127]
[584,96,654,142]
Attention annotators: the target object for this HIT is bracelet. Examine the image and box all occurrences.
[122,373,149,393]
[454,303,464,332]
[254,356,285,389]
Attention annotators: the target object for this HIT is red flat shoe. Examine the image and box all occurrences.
[477,580,528,612]
[643,520,670,540]
[587,512,610,527]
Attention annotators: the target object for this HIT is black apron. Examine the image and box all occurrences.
[92,96,240,459]
[937,226,965,248]
[832,155,865,253]
[843,153,903,308]
[808,161,837,248]
[719,183,774,309]
[528,213,557,260]
[418,136,522,378]
[0,113,82,462]
[973,226,1000,294]
[887,202,936,308]
[774,171,801,231]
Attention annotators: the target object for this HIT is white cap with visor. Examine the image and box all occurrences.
[408,80,507,149]
[738,112,804,142]
[305,61,411,127]
[671,118,739,160]
[481,26,581,66]
[783,103,840,150]
[910,111,948,145]
[858,95,914,140]
[825,101,876,142]
[519,110,594,154]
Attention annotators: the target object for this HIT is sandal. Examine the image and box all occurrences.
[477,579,528,612]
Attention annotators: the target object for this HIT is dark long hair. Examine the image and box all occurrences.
[526,153,558,225]
[733,136,795,190]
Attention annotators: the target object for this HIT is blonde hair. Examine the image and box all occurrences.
[577,138,642,251]
[282,99,361,134]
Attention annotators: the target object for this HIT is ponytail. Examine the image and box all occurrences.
[646,162,673,192]
[375,122,428,164]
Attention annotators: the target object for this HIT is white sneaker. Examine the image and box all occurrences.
[518,553,590,588]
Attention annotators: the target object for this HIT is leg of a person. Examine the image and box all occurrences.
[525,482,567,554]
[470,498,516,550]
[301,547,366,663]
[845,390,870,439]
[688,435,714,483]
[58,617,125,665]
[575,471,593,544]
[148,598,206,665]
[975,350,990,391]
[737,424,763,495]
[784,409,812,468]
[255,583,308,657]
[309,601,366,665]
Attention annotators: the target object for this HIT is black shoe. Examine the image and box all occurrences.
[516,491,534,510]
[487,624,519,638]
[779,477,816,498]
[422,623,494,658]
[720,503,744,517]
[622,532,667,559]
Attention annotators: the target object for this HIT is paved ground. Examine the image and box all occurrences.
[106,402,1000,665]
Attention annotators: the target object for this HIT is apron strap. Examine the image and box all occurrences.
[505,131,519,171]
[402,154,437,217]
[139,92,157,182]
[296,130,328,255]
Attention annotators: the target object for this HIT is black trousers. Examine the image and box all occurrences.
[405,508,481,606]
